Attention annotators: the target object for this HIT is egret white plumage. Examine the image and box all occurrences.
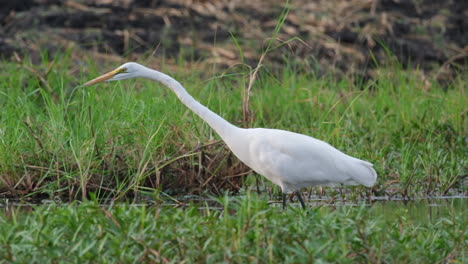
[84,62,377,209]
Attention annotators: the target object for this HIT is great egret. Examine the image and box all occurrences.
[84,62,377,209]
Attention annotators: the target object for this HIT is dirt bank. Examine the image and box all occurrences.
[1,0,466,80]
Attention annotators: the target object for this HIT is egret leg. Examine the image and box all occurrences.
[295,191,306,209]
[282,193,287,210]
[255,175,261,194]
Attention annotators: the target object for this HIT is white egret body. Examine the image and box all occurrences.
[84,62,377,209]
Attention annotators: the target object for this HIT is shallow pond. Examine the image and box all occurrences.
[1,195,465,223]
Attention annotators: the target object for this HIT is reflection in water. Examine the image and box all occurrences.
[1,196,466,222]
[368,198,465,223]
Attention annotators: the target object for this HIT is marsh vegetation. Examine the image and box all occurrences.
[0,1,466,261]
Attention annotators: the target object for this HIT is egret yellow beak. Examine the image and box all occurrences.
[82,68,121,87]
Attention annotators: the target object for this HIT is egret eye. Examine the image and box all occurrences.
[117,67,127,74]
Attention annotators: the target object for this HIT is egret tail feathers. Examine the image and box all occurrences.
[348,160,377,187]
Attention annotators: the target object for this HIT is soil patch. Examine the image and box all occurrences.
[1,0,466,81]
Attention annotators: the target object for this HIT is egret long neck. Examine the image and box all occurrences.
[142,68,239,141]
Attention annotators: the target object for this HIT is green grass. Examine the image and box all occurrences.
[0,53,466,263]
[0,53,466,200]
[0,196,465,263]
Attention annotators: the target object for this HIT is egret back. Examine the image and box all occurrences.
[228,128,377,192]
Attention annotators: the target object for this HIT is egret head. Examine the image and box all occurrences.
[83,62,144,86]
